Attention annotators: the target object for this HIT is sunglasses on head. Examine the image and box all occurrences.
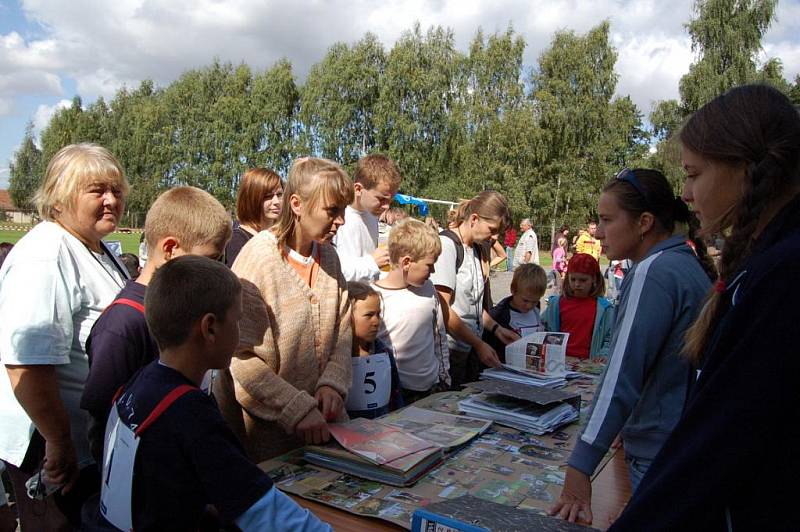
[615,168,648,201]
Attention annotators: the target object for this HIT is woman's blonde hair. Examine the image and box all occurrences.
[34,143,129,221]
[271,157,354,245]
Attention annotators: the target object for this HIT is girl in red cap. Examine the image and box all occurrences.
[541,253,614,361]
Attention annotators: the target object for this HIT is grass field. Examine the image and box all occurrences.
[0,229,141,254]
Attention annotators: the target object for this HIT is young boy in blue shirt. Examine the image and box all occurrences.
[88,256,329,531]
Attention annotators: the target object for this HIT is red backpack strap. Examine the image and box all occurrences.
[134,384,196,437]
[106,298,145,314]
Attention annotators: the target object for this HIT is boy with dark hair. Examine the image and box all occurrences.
[81,186,233,463]
[89,256,329,531]
[333,153,402,281]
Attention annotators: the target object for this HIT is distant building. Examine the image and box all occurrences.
[0,189,36,225]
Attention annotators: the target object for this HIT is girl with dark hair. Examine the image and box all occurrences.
[610,85,800,531]
[551,168,712,524]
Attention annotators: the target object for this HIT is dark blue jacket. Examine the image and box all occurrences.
[611,195,800,531]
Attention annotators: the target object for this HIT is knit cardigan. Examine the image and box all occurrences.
[214,231,352,462]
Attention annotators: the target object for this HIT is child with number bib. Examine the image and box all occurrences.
[345,282,403,419]
[87,256,329,531]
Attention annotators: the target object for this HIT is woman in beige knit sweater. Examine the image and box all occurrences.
[215,157,355,462]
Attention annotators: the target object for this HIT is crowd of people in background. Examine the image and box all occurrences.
[0,83,797,531]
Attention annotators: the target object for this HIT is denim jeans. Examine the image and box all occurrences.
[505,246,514,271]
[625,454,653,494]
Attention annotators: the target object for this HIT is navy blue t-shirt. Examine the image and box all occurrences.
[81,281,160,461]
[225,225,254,267]
[90,361,273,531]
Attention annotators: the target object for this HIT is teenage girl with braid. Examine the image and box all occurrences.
[551,168,714,525]
[609,86,800,531]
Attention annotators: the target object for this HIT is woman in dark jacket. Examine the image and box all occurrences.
[610,85,800,531]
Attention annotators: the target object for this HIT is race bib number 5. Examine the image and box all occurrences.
[345,352,392,412]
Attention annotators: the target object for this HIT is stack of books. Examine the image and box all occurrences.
[481,367,567,388]
[304,417,444,487]
[458,379,581,435]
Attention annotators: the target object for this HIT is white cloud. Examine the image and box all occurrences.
[0,166,10,189]
[32,99,71,138]
[0,97,12,116]
[0,0,796,130]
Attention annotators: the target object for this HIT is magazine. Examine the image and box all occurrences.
[504,332,570,377]
[379,406,492,451]
[328,417,437,465]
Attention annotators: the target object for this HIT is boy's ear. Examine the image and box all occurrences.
[353,182,364,195]
[199,313,217,343]
[401,256,412,270]
[160,236,180,260]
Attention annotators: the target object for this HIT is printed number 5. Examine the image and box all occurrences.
[363,371,376,394]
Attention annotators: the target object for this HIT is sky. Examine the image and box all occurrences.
[1,0,799,190]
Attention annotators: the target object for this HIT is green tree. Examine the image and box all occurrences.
[301,34,385,167]
[530,21,642,238]
[680,0,780,113]
[375,24,464,195]
[454,27,528,200]
[104,80,173,222]
[648,0,785,186]
[248,59,301,174]
[8,122,42,211]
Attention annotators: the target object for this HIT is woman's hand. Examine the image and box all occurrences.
[494,326,521,346]
[43,437,79,493]
[475,341,502,368]
[549,466,594,524]
[294,409,330,445]
[315,386,344,421]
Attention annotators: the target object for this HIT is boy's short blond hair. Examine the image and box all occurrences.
[145,186,232,253]
[388,218,442,265]
[35,143,129,221]
[354,154,402,191]
[510,263,548,297]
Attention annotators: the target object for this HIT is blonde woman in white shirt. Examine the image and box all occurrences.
[0,143,129,529]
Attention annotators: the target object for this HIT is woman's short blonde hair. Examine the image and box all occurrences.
[34,143,129,221]
[272,157,354,245]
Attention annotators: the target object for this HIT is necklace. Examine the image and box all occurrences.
[55,220,127,288]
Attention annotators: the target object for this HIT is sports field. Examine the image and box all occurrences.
[0,229,141,254]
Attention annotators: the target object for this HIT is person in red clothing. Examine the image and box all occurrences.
[503,226,517,271]
[541,253,614,361]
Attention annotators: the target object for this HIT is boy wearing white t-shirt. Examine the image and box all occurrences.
[372,219,450,404]
[333,154,402,282]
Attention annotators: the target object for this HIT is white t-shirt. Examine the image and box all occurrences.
[514,229,540,266]
[332,205,380,282]
[430,236,485,352]
[0,221,128,467]
[372,280,449,391]
[509,307,545,335]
